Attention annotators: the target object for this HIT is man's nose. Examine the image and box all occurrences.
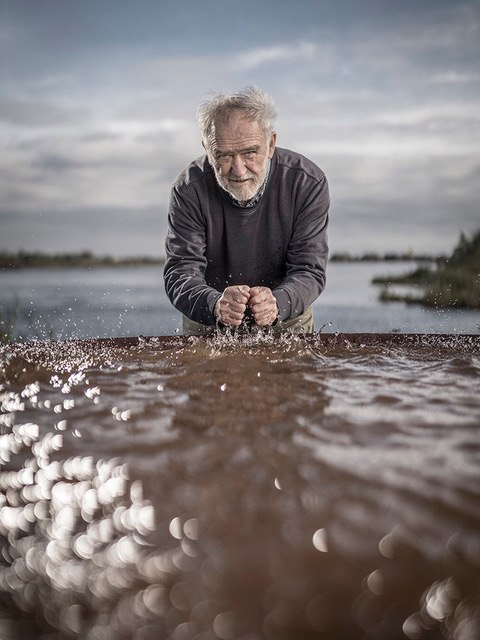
[230,154,247,177]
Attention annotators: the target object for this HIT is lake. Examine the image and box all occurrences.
[1,262,478,342]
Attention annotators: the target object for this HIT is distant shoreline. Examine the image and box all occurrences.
[0,250,440,270]
[0,251,165,270]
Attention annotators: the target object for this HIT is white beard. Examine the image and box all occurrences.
[212,156,270,203]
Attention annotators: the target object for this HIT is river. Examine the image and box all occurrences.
[1,262,479,341]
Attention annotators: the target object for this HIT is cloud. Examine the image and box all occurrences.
[429,71,480,84]
[0,206,165,257]
[104,118,188,139]
[235,41,316,69]
[0,99,90,128]
[0,1,478,257]
[0,97,200,229]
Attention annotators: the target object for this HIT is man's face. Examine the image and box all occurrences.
[207,109,276,202]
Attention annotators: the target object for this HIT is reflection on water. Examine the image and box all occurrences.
[0,332,479,639]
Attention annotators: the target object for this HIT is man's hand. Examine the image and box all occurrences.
[215,285,250,326]
[248,286,279,326]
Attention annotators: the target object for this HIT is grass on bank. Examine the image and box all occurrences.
[373,230,480,309]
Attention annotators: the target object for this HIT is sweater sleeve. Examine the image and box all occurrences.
[163,184,221,325]
[272,174,330,321]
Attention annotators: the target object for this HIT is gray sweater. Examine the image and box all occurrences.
[164,147,330,325]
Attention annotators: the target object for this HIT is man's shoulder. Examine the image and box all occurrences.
[174,154,212,190]
[275,147,326,183]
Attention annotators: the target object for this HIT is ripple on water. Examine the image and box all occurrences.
[0,333,479,639]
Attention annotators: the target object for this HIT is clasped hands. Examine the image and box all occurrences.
[215,285,279,327]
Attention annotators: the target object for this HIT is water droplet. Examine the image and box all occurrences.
[379,533,394,558]
[169,517,183,539]
[367,569,384,595]
[312,528,328,552]
[183,518,199,540]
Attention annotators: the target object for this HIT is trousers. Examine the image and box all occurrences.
[181,306,314,336]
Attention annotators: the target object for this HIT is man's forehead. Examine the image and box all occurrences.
[211,113,265,147]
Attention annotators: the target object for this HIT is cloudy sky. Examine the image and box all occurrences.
[1,0,479,257]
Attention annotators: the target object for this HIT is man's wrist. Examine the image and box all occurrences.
[273,304,279,325]
[213,296,222,322]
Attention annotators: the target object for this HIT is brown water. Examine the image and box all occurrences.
[0,333,479,640]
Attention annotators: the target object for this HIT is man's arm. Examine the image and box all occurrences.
[164,185,221,325]
[164,185,255,328]
[272,174,330,321]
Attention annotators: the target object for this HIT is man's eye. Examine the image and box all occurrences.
[244,151,256,159]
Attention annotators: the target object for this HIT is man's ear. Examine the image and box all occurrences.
[268,132,277,158]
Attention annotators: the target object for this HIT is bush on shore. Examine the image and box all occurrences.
[373,230,480,309]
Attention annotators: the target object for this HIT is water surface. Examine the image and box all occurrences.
[1,333,479,639]
[1,263,479,340]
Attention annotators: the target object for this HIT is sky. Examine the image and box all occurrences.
[1,0,479,257]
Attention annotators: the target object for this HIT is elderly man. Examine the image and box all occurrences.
[164,86,330,335]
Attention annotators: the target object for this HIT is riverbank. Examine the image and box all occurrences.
[373,230,480,309]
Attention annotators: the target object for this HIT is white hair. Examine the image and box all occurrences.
[197,86,278,146]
